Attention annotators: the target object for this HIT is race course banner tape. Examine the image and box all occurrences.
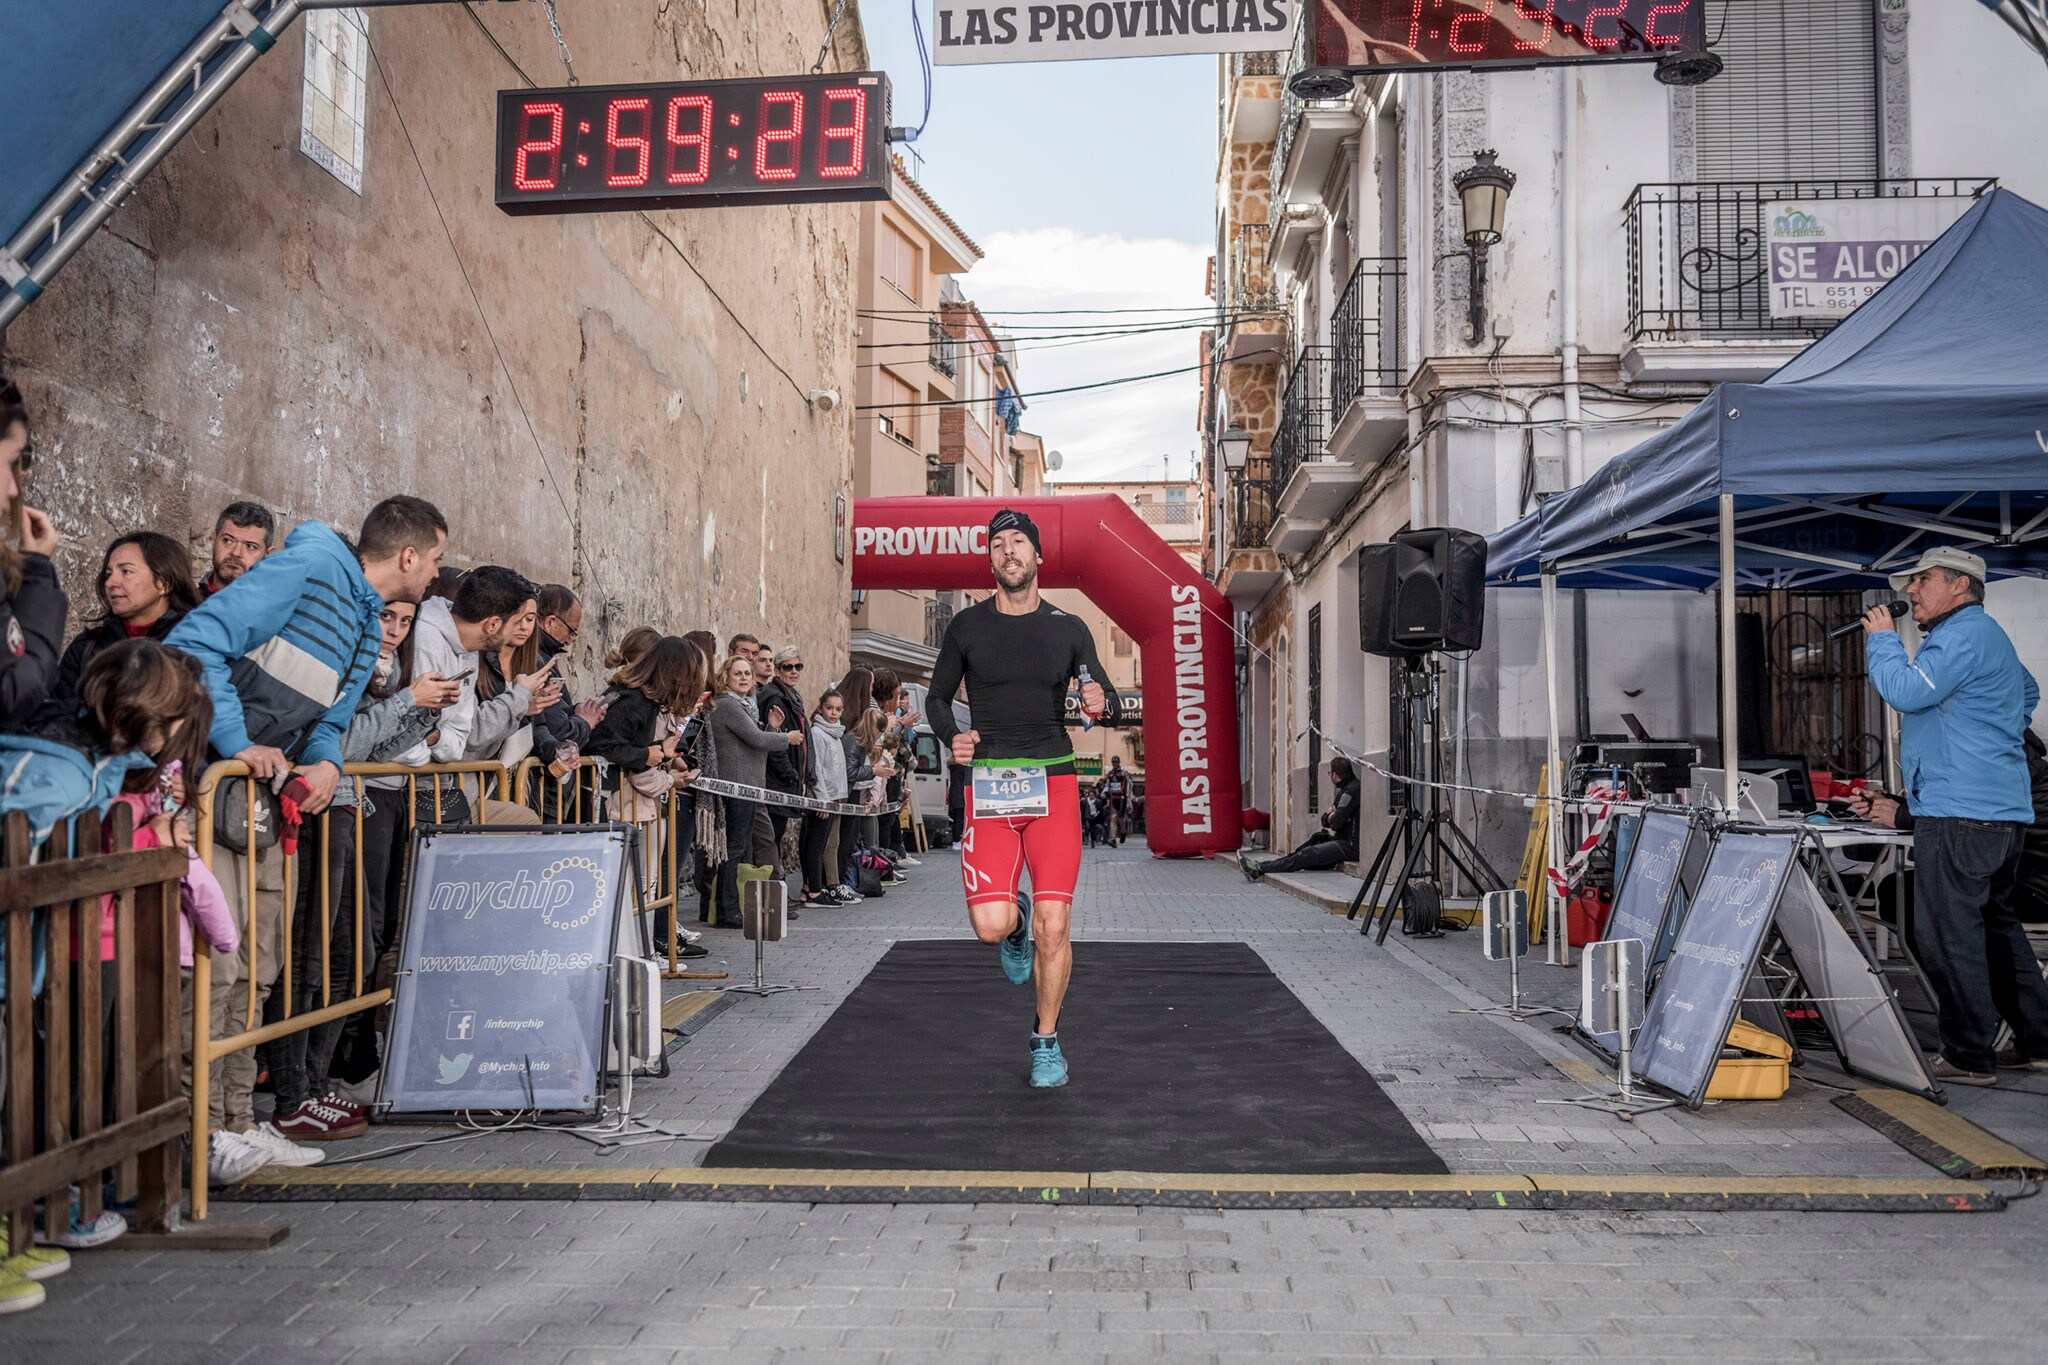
[682,774,902,819]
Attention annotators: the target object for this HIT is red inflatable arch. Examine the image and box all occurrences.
[852,495,1242,857]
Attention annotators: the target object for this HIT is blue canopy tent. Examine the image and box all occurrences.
[1484,186,2048,931]
[0,1,481,333]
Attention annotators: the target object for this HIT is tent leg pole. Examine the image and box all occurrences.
[1720,494,1740,811]
[1541,568,1568,967]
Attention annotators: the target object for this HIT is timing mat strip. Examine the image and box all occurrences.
[1834,1089,2048,1180]
[220,1165,2006,1212]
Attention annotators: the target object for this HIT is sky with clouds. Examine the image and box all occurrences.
[858,6,1221,483]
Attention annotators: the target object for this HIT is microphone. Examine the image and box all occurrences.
[1829,599,1909,640]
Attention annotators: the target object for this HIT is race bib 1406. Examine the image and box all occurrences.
[973,764,1050,819]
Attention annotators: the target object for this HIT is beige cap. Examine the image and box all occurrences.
[1888,545,1988,592]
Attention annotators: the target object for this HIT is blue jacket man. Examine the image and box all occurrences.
[1864,545,2048,1085]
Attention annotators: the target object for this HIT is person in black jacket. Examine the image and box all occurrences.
[55,531,201,702]
[528,584,608,818]
[585,636,708,947]
[0,376,67,726]
[759,646,811,859]
[1239,756,1362,879]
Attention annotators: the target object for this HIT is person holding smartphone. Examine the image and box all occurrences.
[0,377,67,726]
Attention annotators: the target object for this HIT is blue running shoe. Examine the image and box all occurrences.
[999,892,1034,986]
[1030,1035,1068,1088]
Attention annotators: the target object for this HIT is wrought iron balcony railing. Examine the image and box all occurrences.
[928,318,958,377]
[924,592,957,650]
[1274,12,1345,191]
[1624,178,1992,342]
[1232,468,1275,550]
[1231,49,1279,79]
[1269,345,1332,497]
[1231,221,1280,316]
[1329,258,1404,419]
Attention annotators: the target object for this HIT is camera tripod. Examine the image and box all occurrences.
[1345,653,1510,943]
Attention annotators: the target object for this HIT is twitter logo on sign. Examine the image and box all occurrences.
[436,1053,473,1085]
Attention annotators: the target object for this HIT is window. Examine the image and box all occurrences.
[879,219,920,301]
[875,370,917,446]
[963,354,990,434]
[1695,1,1876,179]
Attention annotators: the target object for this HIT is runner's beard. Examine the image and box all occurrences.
[993,558,1038,592]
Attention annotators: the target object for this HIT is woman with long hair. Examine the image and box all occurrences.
[706,652,802,928]
[0,376,67,725]
[55,531,202,701]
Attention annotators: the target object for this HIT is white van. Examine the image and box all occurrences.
[899,683,969,845]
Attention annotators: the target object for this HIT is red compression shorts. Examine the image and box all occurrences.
[960,771,1082,908]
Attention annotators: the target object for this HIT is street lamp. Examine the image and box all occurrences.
[1451,149,1516,345]
[1219,423,1252,471]
[851,588,868,614]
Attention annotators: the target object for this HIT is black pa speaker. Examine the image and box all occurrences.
[1358,527,1488,656]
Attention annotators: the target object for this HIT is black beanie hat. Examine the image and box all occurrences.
[988,507,1042,557]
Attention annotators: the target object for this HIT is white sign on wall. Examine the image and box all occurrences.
[301,7,369,194]
[933,0,1295,65]
[1764,197,1972,319]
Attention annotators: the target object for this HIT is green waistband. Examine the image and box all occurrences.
[971,755,1075,769]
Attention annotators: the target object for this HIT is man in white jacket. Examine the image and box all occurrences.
[400,566,551,820]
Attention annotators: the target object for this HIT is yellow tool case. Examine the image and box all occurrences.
[1705,1019,1794,1101]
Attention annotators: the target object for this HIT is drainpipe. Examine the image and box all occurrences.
[1559,71,1584,490]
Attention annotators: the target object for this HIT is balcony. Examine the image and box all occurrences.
[924,592,957,651]
[1269,346,1352,553]
[1224,223,1287,364]
[1271,12,1357,263]
[1622,177,1992,382]
[1326,258,1406,467]
[1219,469,1284,606]
[928,319,958,379]
[1132,498,1203,544]
[1226,49,1282,145]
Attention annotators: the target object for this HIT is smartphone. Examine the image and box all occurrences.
[449,667,476,681]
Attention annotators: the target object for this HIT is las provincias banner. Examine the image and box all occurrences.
[934,0,1295,64]
[1765,196,1973,319]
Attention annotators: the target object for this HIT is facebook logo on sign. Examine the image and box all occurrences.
[447,1011,476,1042]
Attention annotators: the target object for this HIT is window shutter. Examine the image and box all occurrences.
[1694,0,1877,181]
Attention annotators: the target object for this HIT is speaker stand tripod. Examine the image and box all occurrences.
[1345,654,1511,944]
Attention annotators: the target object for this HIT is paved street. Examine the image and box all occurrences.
[7,845,2048,1363]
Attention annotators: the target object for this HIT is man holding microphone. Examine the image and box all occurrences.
[1863,546,2048,1085]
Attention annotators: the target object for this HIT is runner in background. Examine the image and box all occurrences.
[927,508,1118,1089]
[1100,757,1132,848]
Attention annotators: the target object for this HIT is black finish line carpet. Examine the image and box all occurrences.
[704,939,1447,1175]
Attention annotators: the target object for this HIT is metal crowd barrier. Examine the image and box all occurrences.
[187,756,711,1219]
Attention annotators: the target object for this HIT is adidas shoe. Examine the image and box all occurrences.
[207,1129,270,1185]
[241,1123,326,1167]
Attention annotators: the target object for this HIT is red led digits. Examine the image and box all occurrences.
[603,97,652,188]
[513,100,565,191]
[664,94,713,185]
[818,87,866,178]
[1643,1,1689,45]
[755,90,803,181]
[1581,0,1628,49]
[1446,0,1497,53]
[1405,0,1427,50]
[1510,0,1556,49]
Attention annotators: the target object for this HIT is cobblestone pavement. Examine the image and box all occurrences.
[6,845,2047,1363]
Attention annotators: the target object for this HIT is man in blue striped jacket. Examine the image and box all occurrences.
[167,495,447,1174]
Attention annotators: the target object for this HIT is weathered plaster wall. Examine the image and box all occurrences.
[4,0,863,687]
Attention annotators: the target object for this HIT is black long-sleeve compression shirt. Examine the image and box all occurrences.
[927,599,1120,777]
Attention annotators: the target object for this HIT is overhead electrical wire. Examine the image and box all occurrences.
[855,353,1274,410]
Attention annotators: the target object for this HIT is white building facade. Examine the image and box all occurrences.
[1206,2,2048,872]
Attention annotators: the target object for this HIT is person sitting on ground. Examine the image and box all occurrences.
[201,501,275,597]
[1239,756,1361,881]
[55,531,201,702]
[0,376,67,728]
[166,494,447,1182]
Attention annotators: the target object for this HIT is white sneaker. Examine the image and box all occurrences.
[242,1123,325,1167]
[897,856,922,868]
[207,1130,271,1185]
[328,1071,381,1107]
[677,926,703,943]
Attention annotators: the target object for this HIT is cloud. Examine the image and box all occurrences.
[960,228,1213,484]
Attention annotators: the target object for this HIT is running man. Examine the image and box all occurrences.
[927,508,1119,1088]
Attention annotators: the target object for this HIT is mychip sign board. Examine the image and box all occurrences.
[1765,197,1974,318]
[381,829,631,1117]
[934,0,1296,64]
[1633,828,1796,1108]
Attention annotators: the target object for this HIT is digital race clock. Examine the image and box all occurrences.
[495,73,892,215]
[1307,0,1708,73]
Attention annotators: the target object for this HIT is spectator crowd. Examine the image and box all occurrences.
[0,376,929,1313]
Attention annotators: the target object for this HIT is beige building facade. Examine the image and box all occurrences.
[2,1,869,694]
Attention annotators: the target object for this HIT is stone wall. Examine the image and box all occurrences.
[1,0,864,689]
